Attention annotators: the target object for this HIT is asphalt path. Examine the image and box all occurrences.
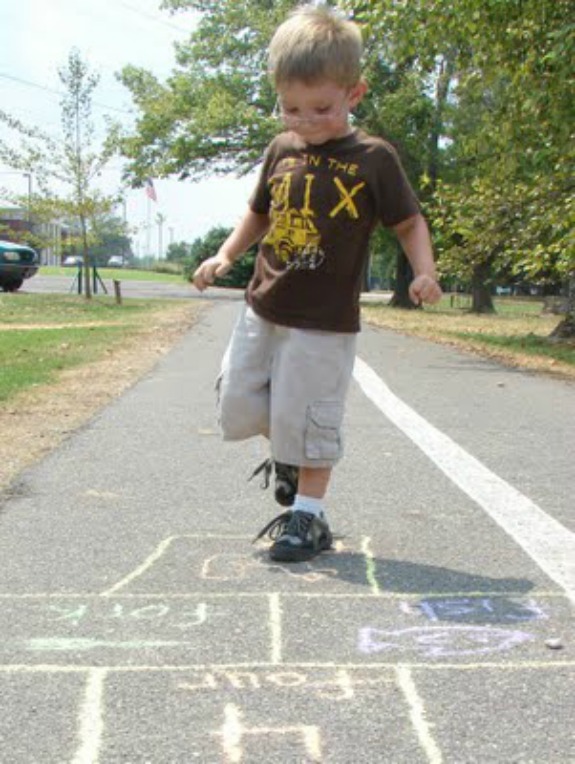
[1,286,574,763]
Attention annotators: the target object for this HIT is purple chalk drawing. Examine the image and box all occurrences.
[414,597,547,623]
[358,626,534,658]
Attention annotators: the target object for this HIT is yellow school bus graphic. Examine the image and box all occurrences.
[264,209,325,270]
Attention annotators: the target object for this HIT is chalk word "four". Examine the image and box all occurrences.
[180,668,391,700]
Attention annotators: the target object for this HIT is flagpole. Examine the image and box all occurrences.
[146,195,151,258]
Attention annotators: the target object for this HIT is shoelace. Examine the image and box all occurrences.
[252,511,292,543]
[248,458,273,489]
[284,510,313,541]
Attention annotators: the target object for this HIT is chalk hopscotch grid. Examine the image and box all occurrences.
[1,534,573,764]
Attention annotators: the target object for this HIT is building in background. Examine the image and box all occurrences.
[0,205,67,265]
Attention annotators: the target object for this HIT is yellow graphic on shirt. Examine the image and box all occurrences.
[263,163,365,270]
[329,177,365,219]
[263,171,325,270]
[264,208,323,268]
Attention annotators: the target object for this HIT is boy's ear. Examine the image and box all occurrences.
[349,79,368,108]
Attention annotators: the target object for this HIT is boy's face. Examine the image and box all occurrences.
[275,79,366,146]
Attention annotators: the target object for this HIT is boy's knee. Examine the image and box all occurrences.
[219,387,269,441]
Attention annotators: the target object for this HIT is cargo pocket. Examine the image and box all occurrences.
[305,401,343,461]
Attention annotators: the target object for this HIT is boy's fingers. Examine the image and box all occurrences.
[409,278,442,305]
[193,265,213,291]
[408,283,422,305]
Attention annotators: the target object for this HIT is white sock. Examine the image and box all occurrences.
[292,494,326,520]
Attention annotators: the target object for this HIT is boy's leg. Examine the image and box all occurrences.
[218,305,273,441]
[297,466,332,499]
[262,328,356,562]
[267,465,334,562]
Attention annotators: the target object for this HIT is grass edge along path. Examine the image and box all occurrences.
[362,298,575,382]
[0,296,204,491]
[0,294,200,402]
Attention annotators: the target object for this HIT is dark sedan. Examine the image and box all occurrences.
[0,240,40,292]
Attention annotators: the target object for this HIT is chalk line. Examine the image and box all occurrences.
[353,357,575,607]
[395,665,443,764]
[0,660,574,673]
[101,537,177,596]
[269,593,283,664]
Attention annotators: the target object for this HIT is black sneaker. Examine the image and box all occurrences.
[249,459,299,507]
[252,510,293,544]
[268,510,333,563]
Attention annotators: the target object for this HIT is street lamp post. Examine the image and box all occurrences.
[0,170,33,228]
[23,172,32,224]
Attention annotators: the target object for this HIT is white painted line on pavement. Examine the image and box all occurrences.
[72,668,107,764]
[353,357,575,607]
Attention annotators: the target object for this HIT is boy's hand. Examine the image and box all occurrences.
[192,252,234,292]
[409,274,442,306]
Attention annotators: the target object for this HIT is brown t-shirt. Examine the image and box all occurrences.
[247,128,420,332]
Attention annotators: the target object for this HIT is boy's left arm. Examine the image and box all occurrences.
[393,214,442,306]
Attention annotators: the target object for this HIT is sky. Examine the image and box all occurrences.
[0,0,258,255]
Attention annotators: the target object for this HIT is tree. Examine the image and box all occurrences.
[118,0,296,182]
[369,0,574,321]
[88,213,133,265]
[183,225,256,288]
[0,49,122,298]
[166,241,191,263]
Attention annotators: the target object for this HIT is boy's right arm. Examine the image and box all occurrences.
[192,208,269,292]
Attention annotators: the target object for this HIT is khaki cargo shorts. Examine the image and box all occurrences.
[217,305,357,468]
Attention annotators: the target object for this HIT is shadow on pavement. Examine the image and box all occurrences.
[256,549,538,625]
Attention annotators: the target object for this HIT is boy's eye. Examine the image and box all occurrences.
[316,107,331,114]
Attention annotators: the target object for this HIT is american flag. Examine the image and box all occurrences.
[145,177,157,202]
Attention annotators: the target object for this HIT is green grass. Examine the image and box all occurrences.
[362,295,574,376]
[0,293,192,402]
[0,326,126,401]
[427,294,545,317]
[451,331,575,366]
[0,292,172,325]
[40,266,185,283]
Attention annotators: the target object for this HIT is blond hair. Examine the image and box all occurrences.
[268,4,363,88]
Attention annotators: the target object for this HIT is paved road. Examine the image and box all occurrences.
[1,295,574,763]
[22,273,240,301]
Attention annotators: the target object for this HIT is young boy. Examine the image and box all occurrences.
[193,5,442,563]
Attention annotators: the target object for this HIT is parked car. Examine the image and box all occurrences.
[0,240,40,292]
[107,255,125,268]
[62,255,83,267]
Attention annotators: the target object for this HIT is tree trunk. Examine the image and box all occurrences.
[80,214,92,299]
[470,262,495,313]
[549,274,575,339]
[389,251,419,309]
[429,55,454,190]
